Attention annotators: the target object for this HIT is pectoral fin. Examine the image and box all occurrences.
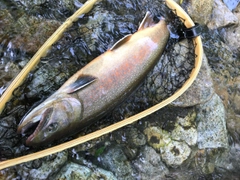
[64,75,97,94]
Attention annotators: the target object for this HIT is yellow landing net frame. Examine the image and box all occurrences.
[0,0,203,170]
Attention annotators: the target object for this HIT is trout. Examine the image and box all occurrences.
[18,12,170,146]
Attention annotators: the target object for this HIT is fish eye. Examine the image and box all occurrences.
[48,122,58,132]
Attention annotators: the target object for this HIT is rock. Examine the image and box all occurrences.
[144,127,171,150]
[171,110,197,146]
[144,126,192,167]
[17,151,68,180]
[186,0,214,25]
[232,90,240,115]
[11,15,61,54]
[54,162,117,180]
[172,53,214,107]
[0,168,17,179]
[13,0,76,18]
[160,140,191,167]
[220,3,240,53]
[113,127,146,148]
[216,143,240,173]
[125,127,146,147]
[133,146,169,179]
[100,145,135,180]
[196,93,229,149]
[0,9,61,54]
[55,162,92,180]
[88,168,117,180]
[207,0,238,29]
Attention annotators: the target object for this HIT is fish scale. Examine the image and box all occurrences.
[18,12,170,146]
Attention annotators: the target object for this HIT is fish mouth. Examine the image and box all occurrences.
[17,108,53,145]
[17,114,42,135]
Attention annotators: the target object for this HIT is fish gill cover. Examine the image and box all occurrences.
[0,0,195,159]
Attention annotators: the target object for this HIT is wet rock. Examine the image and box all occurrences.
[172,53,214,107]
[125,127,146,147]
[113,127,146,148]
[194,147,231,175]
[196,93,229,149]
[88,167,117,180]
[111,127,146,160]
[207,0,238,29]
[17,151,68,180]
[54,162,92,179]
[232,90,240,115]
[133,146,169,179]
[54,162,117,180]
[171,109,197,146]
[0,168,17,180]
[12,15,61,54]
[0,60,22,90]
[12,0,76,19]
[144,126,171,150]
[144,126,192,167]
[100,145,135,180]
[220,4,240,53]
[226,105,240,142]
[0,10,61,54]
[161,140,191,167]
[216,143,240,173]
[186,0,214,25]
[222,25,240,54]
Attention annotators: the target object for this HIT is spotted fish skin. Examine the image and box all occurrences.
[17,12,169,146]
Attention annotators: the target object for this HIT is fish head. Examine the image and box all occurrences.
[18,94,82,146]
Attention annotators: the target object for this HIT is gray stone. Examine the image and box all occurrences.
[187,0,214,25]
[144,126,192,167]
[54,162,117,180]
[144,126,171,150]
[88,168,117,180]
[160,140,191,167]
[220,3,240,53]
[171,125,197,146]
[127,127,146,147]
[216,143,240,173]
[17,151,68,180]
[54,162,92,180]
[196,93,229,149]
[208,0,238,29]
[133,146,169,179]
[100,145,135,180]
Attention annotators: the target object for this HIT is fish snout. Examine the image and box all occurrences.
[18,96,82,146]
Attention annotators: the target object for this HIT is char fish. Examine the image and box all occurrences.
[18,12,170,146]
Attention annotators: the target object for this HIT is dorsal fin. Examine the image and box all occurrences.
[110,34,132,51]
[64,75,97,94]
[138,11,155,31]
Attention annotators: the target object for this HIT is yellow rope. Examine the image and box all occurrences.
[0,0,203,170]
[0,0,100,114]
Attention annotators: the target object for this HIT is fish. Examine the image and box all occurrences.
[17,12,170,146]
